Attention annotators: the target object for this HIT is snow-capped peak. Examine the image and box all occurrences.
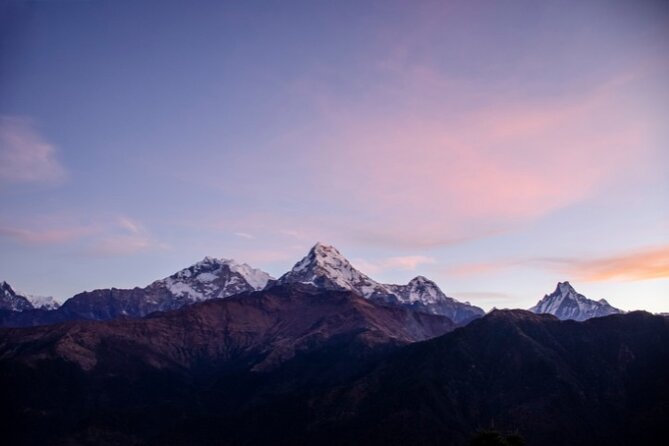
[530,281,622,321]
[388,276,444,305]
[171,256,270,285]
[151,256,274,302]
[21,293,60,311]
[279,243,389,295]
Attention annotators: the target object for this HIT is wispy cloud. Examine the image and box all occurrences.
[352,255,436,275]
[88,234,167,257]
[0,225,93,245]
[448,259,524,278]
[0,214,168,257]
[541,246,669,282]
[116,216,143,235]
[445,245,669,283]
[383,255,436,270]
[0,116,66,184]
[87,216,169,257]
[234,232,256,240]
[451,291,514,306]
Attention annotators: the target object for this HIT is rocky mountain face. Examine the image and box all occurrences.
[1,305,665,446]
[0,257,273,327]
[530,281,623,321]
[0,281,33,312]
[278,243,484,323]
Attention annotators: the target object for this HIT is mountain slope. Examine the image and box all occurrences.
[296,310,669,446]
[530,281,622,321]
[278,243,484,323]
[0,284,456,445]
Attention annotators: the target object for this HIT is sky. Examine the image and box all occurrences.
[1,0,668,312]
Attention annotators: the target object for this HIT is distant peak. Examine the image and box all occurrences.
[531,281,622,321]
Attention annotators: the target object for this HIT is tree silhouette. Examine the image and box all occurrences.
[469,430,525,446]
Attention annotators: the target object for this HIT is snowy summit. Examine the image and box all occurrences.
[151,256,274,303]
[530,281,622,321]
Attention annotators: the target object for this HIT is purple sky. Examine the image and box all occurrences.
[1,0,667,311]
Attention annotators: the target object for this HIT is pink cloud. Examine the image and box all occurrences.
[86,216,168,257]
[0,226,93,245]
[351,255,436,275]
[0,214,167,257]
[88,234,168,257]
[382,255,436,270]
[116,216,143,235]
[448,260,521,278]
[444,245,669,283]
[163,63,657,252]
[548,246,669,282]
[286,70,653,248]
[0,116,66,184]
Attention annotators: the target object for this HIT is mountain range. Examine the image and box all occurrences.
[0,243,625,328]
[0,243,486,327]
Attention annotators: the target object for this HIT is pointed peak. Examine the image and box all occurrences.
[556,281,576,294]
[279,242,384,294]
[309,242,342,257]
[532,281,622,320]
[408,275,435,286]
